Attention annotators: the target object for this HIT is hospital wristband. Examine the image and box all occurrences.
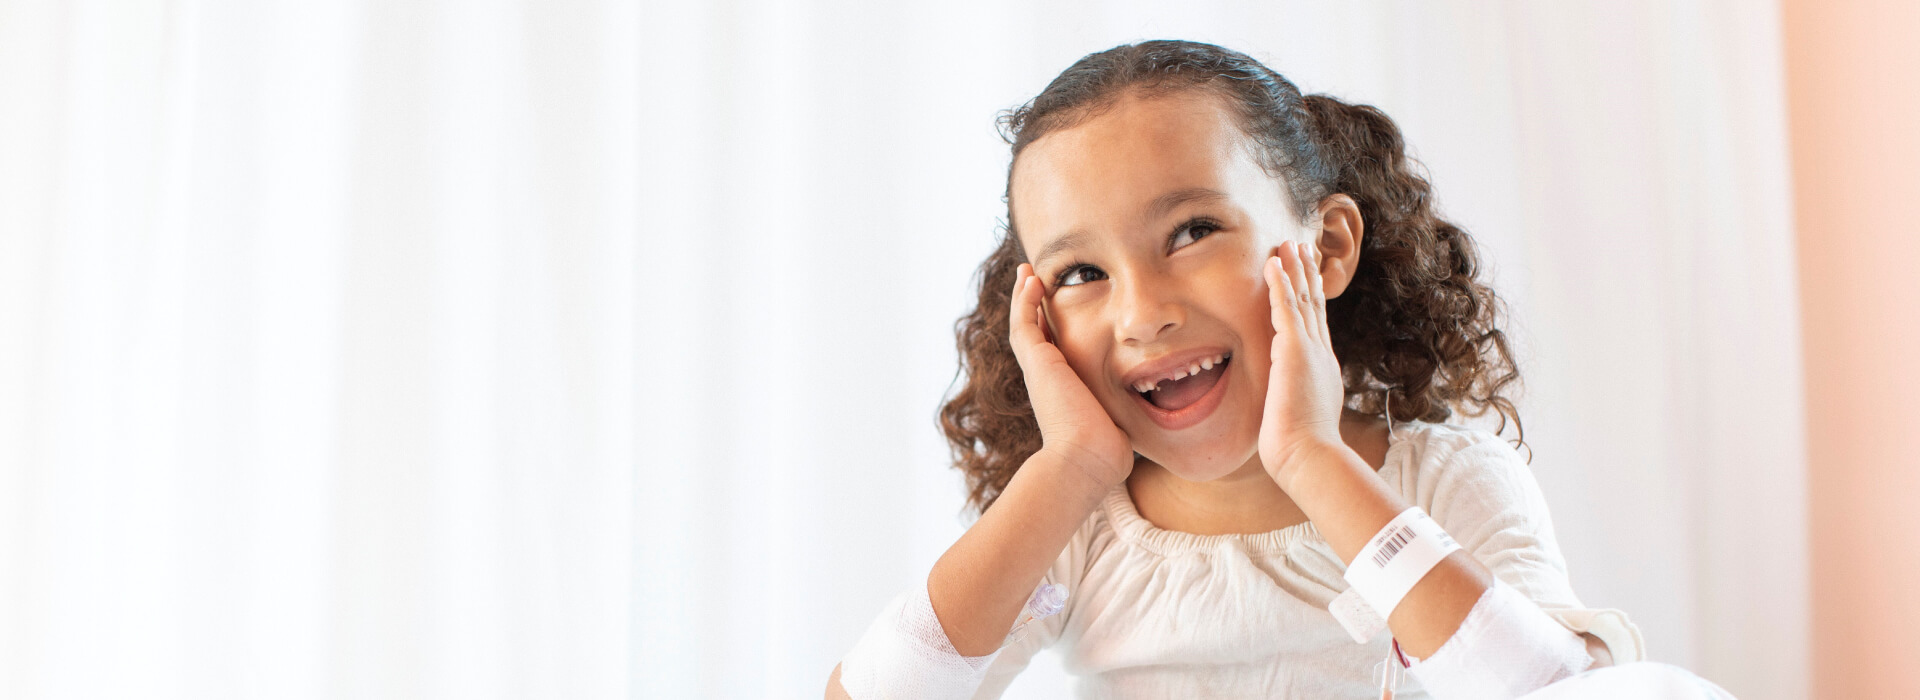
[1343,506,1462,619]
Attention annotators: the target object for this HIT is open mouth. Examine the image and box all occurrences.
[1129,352,1232,430]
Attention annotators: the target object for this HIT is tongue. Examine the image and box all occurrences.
[1147,362,1226,411]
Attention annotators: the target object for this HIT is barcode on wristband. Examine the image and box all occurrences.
[1371,526,1413,568]
[1344,507,1463,621]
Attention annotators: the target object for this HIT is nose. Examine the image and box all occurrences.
[1111,274,1183,345]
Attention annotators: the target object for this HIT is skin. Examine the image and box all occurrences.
[825,90,1604,698]
[1008,89,1372,536]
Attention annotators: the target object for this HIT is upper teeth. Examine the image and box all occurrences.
[1132,352,1230,393]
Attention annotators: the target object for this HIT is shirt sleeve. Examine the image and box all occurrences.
[1400,431,1645,665]
[967,509,1102,700]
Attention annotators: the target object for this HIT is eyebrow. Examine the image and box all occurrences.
[1031,230,1089,270]
[1145,187,1230,223]
[1029,187,1230,269]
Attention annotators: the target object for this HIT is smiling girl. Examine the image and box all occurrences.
[828,40,1731,700]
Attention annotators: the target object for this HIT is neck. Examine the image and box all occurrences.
[1124,409,1392,536]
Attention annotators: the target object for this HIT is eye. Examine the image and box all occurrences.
[1054,263,1107,287]
[1169,218,1221,251]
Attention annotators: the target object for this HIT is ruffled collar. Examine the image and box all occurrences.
[1103,420,1417,556]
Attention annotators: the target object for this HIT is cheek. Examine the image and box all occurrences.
[1194,261,1278,352]
[1049,312,1112,390]
[1239,330,1275,404]
[1050,311,1152,425]
[1219,276,1278,407]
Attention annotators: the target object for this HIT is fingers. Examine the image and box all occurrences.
[1295,244,1329,344]
[1265,249,1305,339]
[1287,242,1312,299]
[1009,264,1041,363]
[1305,245,1332,341]
[1267,242,1331,347]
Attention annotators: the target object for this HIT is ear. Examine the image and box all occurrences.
[1312,194,1364,298]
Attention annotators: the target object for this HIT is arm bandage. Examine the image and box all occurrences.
[839,580,1065,700]
[1409,578,1594,700]
[1329,507,1592,699]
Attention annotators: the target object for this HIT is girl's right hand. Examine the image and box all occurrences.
[1009,263,1134,489]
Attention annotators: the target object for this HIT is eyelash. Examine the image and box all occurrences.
[1172,218,1222,251]
[1052,218,1222,287]
[1053,260,1101,287]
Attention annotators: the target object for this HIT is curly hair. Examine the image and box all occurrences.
[939,40,1525,516]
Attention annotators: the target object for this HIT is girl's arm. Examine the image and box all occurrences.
[1256,241,1520,661]
[926,449,1111,655]
[1271,439,1490,659]
[826,451,1106,699]
[921,263,1133,657]
[827,264,1133,697]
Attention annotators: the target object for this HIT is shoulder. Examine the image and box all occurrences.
[1386,421,1547,526]
[1389,421,1529,484]
[1390,423,1596,613]
[1391,421,1522,472]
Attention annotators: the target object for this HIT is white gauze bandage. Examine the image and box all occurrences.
[1342,506,1462,620]
[838,581,1001,700]
[1410,578,1594,699]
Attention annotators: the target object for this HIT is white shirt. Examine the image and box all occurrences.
[971,420,1643,699]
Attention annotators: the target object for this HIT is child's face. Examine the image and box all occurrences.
[1010,92,1315,482]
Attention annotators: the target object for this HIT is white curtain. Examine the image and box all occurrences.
[1,2,1805,700]
[0,1,638,697]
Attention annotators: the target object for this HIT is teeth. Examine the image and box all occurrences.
[1132,352,1232,394]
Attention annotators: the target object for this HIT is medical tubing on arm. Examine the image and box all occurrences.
[1000,582,1067,647]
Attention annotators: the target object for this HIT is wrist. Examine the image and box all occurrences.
[1265,437,1359,492]
[1029,446,1125,501]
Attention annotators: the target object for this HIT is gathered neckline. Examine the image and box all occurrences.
[1103,420,1417,556]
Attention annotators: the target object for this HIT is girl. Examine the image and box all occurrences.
[829,40,1730,699]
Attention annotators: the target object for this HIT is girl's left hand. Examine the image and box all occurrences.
[1258,240,1349,489]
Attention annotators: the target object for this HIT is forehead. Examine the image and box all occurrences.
[1010,91,1279,253]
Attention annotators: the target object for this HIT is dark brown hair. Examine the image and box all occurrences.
[940,40,1524,515]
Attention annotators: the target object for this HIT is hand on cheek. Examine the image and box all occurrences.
[1257,241,1348,489]
[1008,263,1135,490]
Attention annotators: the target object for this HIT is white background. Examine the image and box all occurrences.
[0,1,1805,699]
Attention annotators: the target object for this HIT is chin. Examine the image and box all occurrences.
[1121,397,1264,484]
[1138,440,1258,482]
